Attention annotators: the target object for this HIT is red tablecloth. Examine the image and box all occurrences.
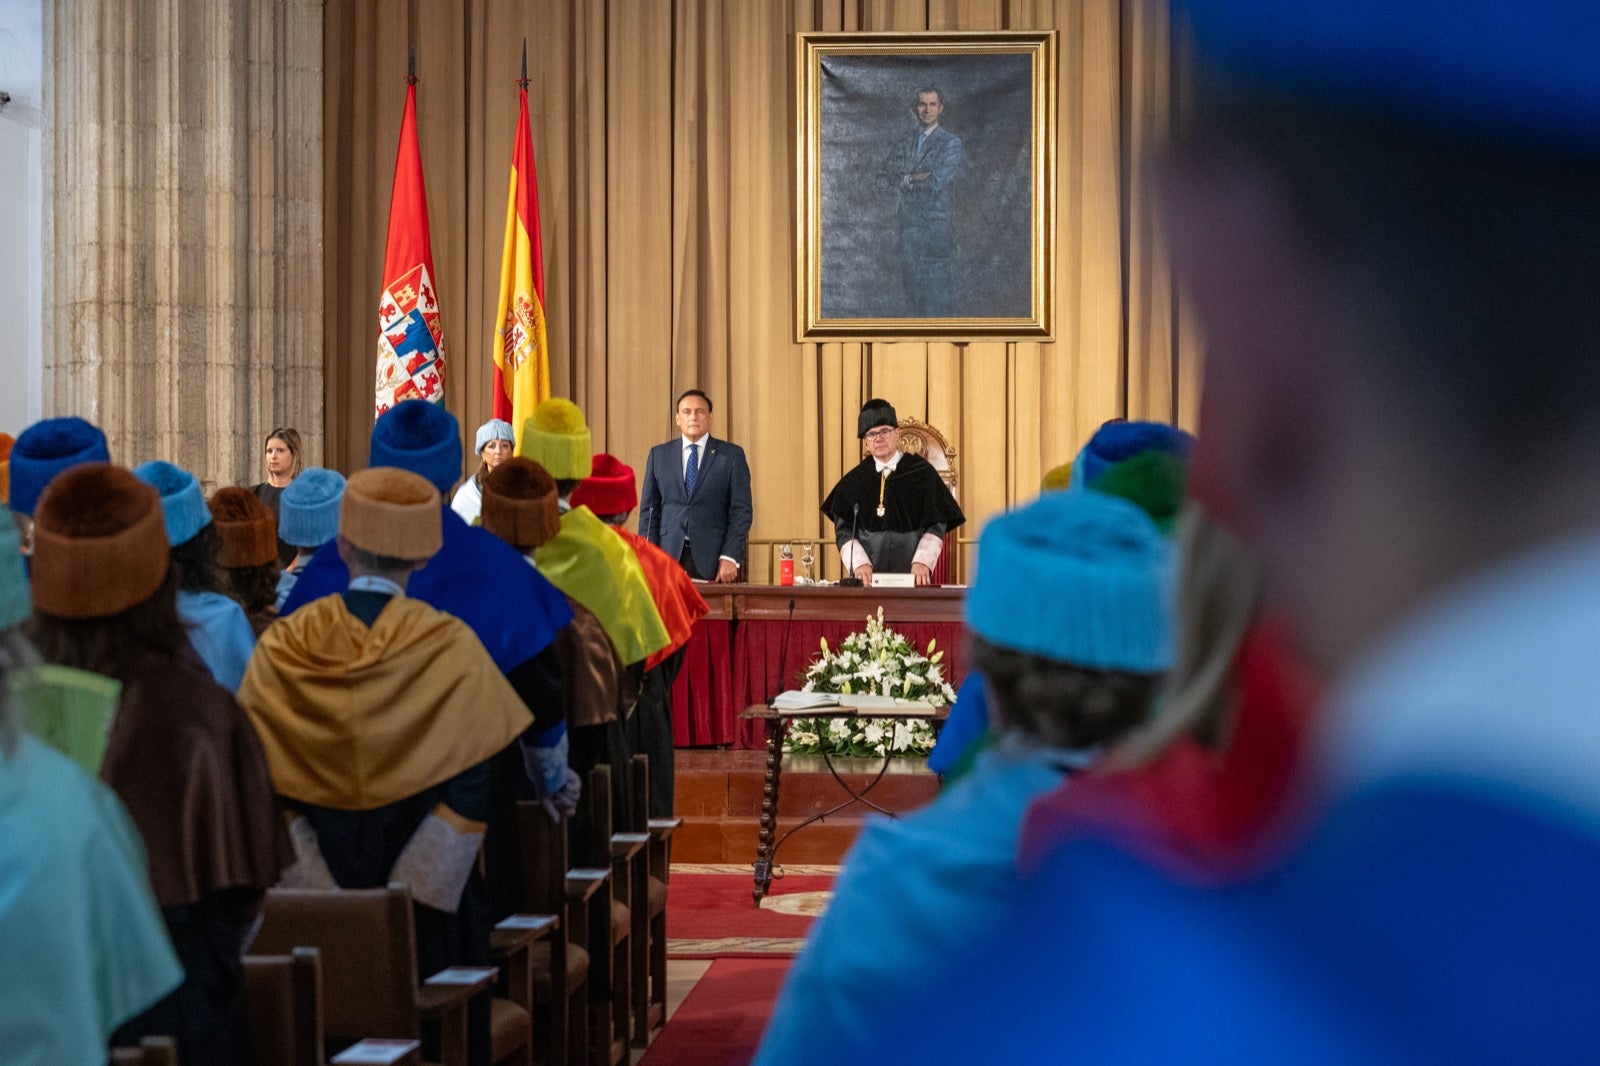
[670,619,736,746]
[665,618,966,750]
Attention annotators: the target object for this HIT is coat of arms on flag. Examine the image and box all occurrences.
[375,264,445,414]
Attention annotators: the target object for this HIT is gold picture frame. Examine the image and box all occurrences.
[794,30,1057,342]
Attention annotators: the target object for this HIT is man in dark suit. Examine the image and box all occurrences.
[639,389,753,582]
[881,86,964,317]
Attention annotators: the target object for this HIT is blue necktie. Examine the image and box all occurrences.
[685,442,700,496]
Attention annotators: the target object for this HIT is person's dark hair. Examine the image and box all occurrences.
[593,511,629,527]
[224,561,281,615]
[1173,77,1600,454]
[265,427,305,479]
[969,634,1159,750]
[555,478,582,498]
[914,85,945,106]
[170,523,228,595]
[343,542,423,574]
[675,389,712,413]
[28,568,189,682]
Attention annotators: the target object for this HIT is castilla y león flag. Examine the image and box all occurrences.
[492,82,550,444]
[375,81,445,417]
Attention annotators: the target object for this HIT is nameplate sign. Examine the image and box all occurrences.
[871,573,915,588]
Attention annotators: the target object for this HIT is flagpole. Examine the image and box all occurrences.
[408,46,416,86]
[520,38,528,89]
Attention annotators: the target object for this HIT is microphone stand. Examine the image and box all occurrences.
[838,503,864,586]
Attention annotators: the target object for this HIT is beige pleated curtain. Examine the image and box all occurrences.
[323,0,1197,579]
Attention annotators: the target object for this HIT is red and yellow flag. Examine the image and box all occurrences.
[375,80,445,417]
[492,84,550,445]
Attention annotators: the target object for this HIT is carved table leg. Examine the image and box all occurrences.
[752,716,788,905]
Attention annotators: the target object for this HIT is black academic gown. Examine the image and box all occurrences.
[821,453,966,572]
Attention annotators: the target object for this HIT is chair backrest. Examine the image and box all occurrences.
[244,947,324,1066]
[581,764,615,867]
[254,885,420,1044]
[516,801,567,915]
[628,756,649,835]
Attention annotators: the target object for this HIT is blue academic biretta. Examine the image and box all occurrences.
[475,418,515,456]
[1070,421,1194,490]
[967,490,1172,673]
[370,400,462,496]
[278,468,346,549]
[132,460,211,547]
[7,417,111,517]
[1179,0,1600,152]
[0,506,28,630]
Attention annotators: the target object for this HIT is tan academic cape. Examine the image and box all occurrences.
[239,594,533,811]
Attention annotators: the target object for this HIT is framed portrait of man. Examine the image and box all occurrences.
[794,31,1057,342]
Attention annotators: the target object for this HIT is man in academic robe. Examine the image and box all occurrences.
[575,452,712,816]
[821,398,965,586]
[240,468,538,1066]
[28,464,290,1065]
[520,398,679,816]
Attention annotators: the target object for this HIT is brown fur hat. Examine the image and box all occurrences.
[209,487,278,568]
[31,463,170,618]
[481,457,561,552]
[340,467,442,562]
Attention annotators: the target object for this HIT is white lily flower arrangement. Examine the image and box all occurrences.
[784,608,955,757]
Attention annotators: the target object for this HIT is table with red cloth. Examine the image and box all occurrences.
[669,585,968,750]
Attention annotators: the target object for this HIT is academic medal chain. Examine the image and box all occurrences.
[877,471,887,518]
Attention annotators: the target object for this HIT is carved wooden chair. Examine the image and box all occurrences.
[862,416,962,584]
[253,883,513,1066]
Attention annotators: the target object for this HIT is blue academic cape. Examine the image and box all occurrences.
[281,506,572,671]
[175,588,256,693]
[829,778,1600,1064]
[926,673,988,776]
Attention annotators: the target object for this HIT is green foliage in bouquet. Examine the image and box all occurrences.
[784,609,956,758]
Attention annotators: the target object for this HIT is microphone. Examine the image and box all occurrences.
[838,503,864,586]
[777,597,797,695]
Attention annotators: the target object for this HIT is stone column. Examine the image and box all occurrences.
[46,0,323,490]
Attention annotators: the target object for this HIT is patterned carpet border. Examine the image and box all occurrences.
[671,862,842,876]
[668,936,809,958]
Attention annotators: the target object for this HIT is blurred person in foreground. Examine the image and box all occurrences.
[0,507,183,1065]
[757,490,1172,1062]
[29,465,289,1063]
[832,1,1600,1059]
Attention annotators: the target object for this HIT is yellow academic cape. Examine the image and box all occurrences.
[535,506,672,666]
[238,594,533,811]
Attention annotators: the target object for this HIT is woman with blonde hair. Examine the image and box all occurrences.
[252,426,304,565]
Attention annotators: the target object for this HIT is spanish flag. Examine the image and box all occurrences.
[492,80,550,445]
[375,80,446,417]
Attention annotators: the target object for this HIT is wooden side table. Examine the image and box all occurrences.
[739,702,948,905]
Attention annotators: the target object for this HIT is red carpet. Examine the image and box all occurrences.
[669,874,832,940]
[638,958,790,1066]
